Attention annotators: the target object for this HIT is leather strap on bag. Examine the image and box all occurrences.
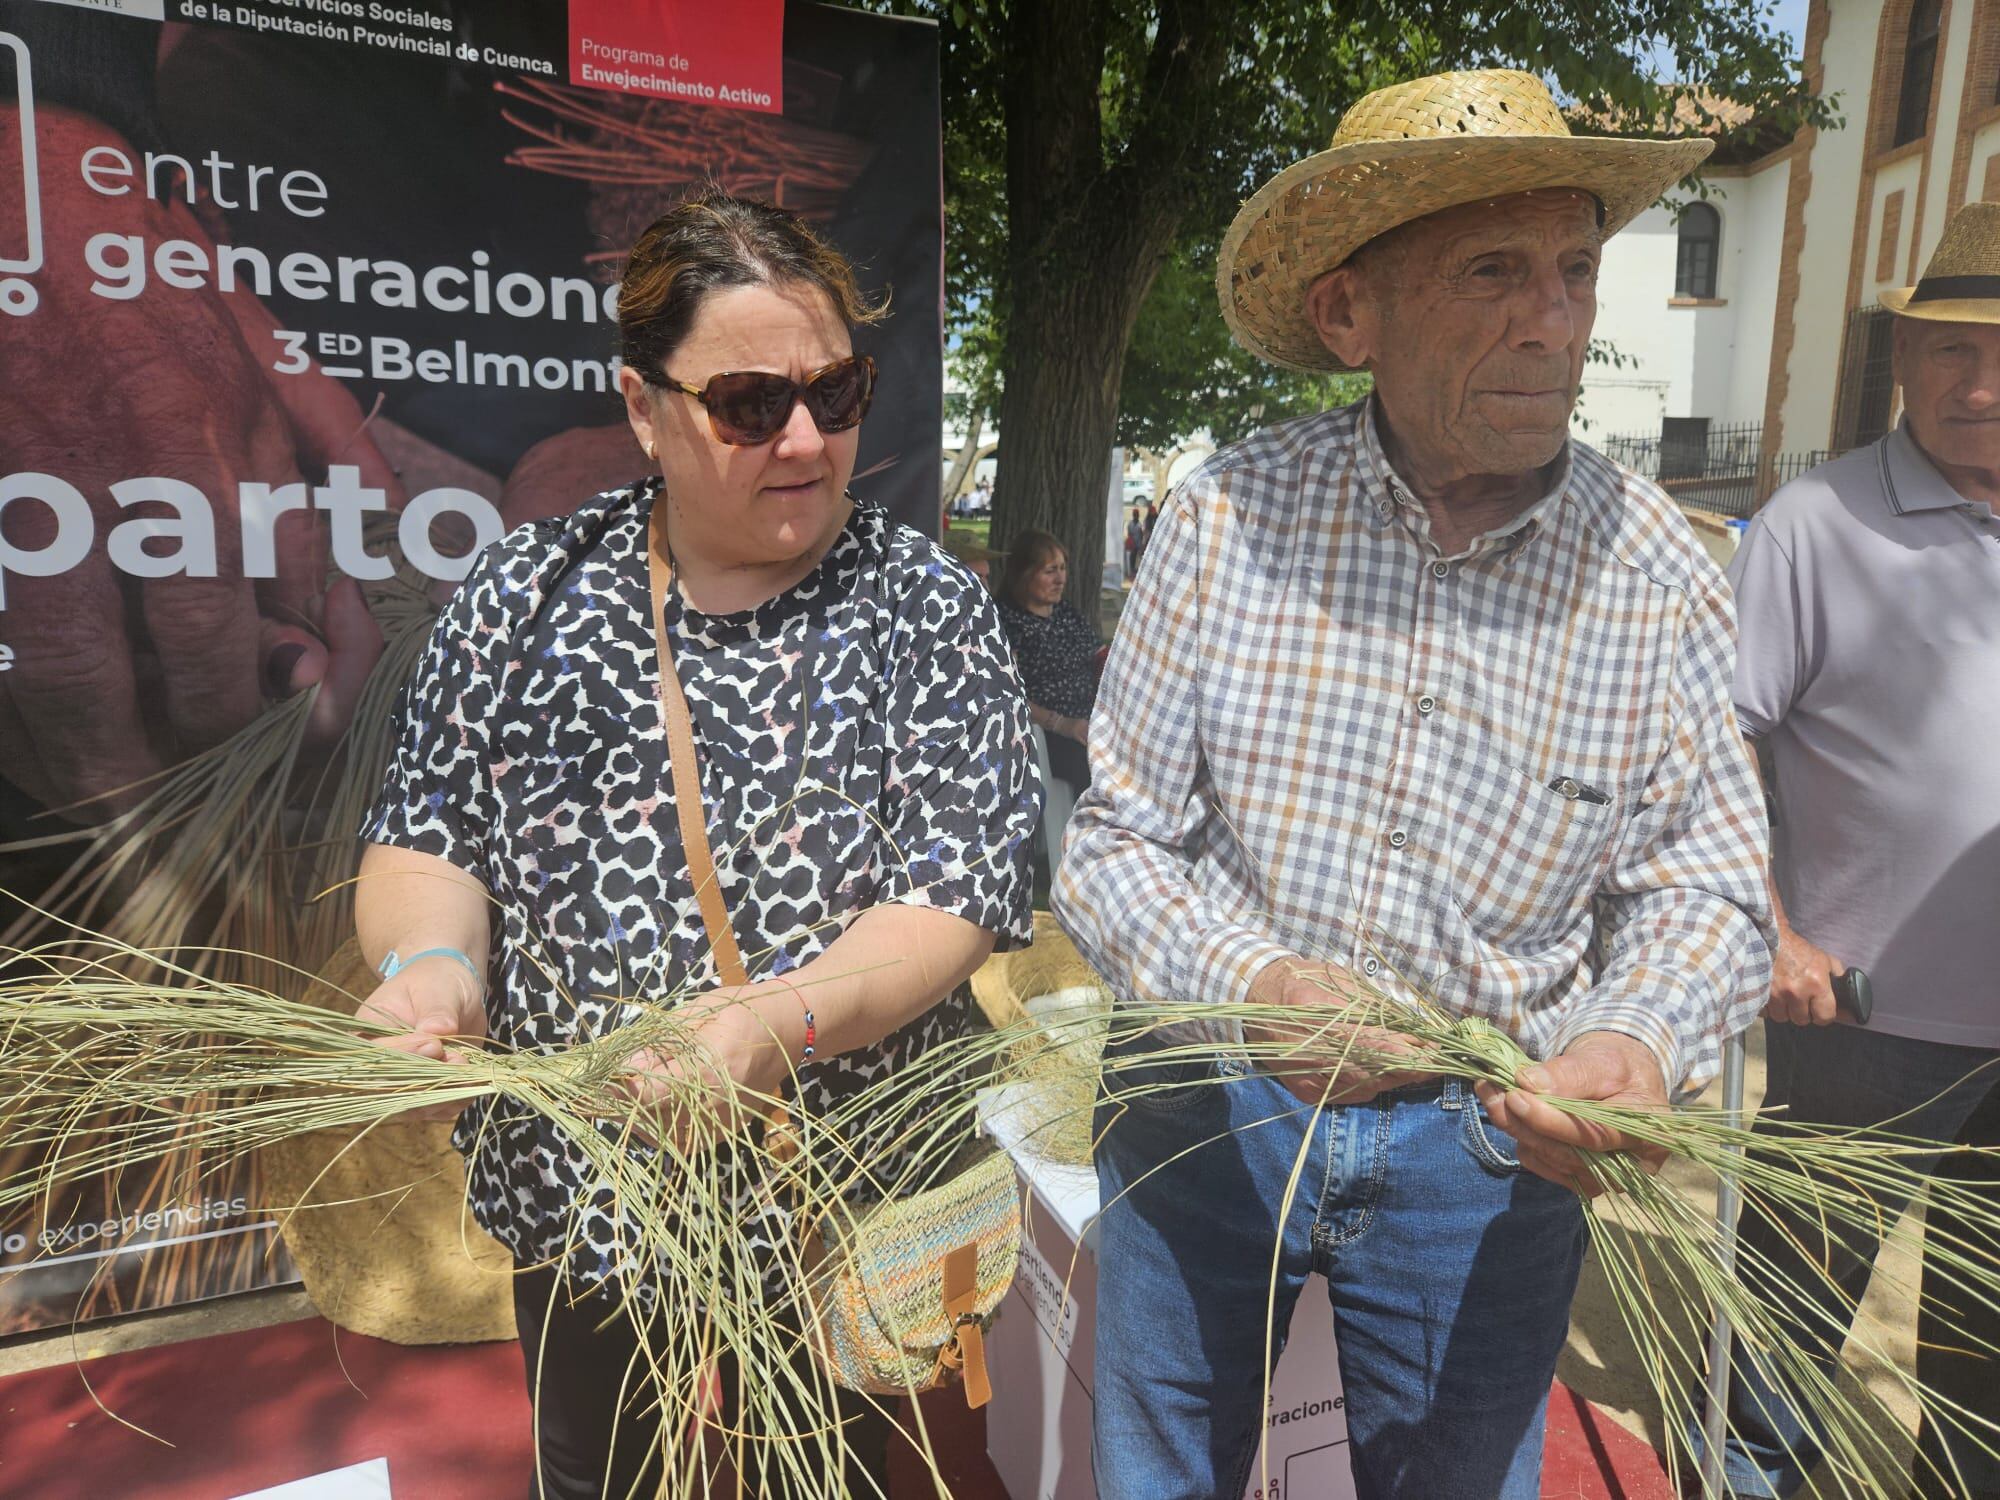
[937,1242,992,1408]
[649,502,750,992]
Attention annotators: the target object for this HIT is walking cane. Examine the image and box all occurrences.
[1696,968,1872,1497]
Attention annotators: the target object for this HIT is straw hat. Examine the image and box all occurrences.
[1216,69,1715,371]
[1880,202,2000,323]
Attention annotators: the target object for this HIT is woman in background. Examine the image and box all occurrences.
[997,529,1101,801]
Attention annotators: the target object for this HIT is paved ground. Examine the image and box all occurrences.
[0,1285,317,1380]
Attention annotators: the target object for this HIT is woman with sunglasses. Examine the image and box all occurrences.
[352,190,1040,1498]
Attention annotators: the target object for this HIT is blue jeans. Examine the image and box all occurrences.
[1693,1020,2000,1499]
[1091,1052,1587,1500]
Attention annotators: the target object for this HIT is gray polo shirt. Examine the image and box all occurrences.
[1729,422,2000,1048]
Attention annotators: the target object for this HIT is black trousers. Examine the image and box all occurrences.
[513,1265,894,1499]
[1913,1080,2000,1500]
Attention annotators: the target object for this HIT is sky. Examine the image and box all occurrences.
[1773,0,1810,58]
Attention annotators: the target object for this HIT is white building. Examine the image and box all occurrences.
[1583,0,2000,502]
[1585,143,1794,441]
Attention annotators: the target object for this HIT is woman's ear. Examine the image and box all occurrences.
[1306,266,1372,369]
[619,366,659,462]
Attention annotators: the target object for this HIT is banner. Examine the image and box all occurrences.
[0,0,943,1335]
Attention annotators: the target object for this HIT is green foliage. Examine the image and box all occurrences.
[1118,242,1373,452]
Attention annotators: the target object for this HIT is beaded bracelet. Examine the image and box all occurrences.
[780,984,816,1061]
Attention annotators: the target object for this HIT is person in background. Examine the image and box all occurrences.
[996,529,1101,801]
[1698,200,2000,1500]
[1124,508,1146,580]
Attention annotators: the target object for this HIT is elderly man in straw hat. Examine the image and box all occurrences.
[1699,201,2000,1500]
[1054,69,1774,1498]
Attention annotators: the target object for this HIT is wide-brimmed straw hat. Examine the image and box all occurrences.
[1217,69,1714,371]
[1880,201,2000,323]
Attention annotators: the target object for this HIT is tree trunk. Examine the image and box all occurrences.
[940,407,985,507]
[991,278,1145,612]
[988,0,1229,617]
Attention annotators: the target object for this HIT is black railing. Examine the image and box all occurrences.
[1594,423,1847,518]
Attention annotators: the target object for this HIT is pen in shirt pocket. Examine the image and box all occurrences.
[1546,775,1611,805]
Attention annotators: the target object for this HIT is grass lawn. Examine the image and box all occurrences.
[948,515,993,548]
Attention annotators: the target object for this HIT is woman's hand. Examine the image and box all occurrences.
[355,954,488,1122]
[616,988,803,1150]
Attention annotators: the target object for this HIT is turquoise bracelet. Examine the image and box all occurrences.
[378,946,482,986]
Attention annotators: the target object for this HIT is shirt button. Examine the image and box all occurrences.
[1431,560,1450,579]
[1361,956,1381,976]
[1417,694,1437,715]
[1387,828,1408,848]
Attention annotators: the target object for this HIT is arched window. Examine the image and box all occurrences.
[1895,0,1942,148]
[1676,202,1721,299]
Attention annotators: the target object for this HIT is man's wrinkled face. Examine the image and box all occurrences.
[1894,317,2000,476]
[1309,189,1602,483]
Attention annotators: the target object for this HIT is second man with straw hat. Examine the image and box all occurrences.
[1055,68,1774,1498]
[1701,200,2000,1500]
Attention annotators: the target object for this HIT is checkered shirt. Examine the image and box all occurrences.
[1053,400,1774,1094]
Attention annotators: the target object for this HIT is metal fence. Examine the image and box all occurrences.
[1595,422,1845,518]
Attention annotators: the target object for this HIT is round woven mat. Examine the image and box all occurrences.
[971,914,1113,1166]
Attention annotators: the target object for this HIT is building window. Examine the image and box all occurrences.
[1676,202,1721,299]
[1833,307,1898,449]
[1894,0,1941,148]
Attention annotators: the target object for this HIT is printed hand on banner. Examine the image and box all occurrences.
[499,423,654,530]
[0,106,403,818]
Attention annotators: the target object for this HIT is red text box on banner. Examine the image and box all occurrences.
[569,0,784,114]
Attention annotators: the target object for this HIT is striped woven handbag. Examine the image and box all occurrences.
[802,1142,1019,1405]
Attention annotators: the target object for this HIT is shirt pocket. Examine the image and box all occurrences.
[1444,762,1623,949]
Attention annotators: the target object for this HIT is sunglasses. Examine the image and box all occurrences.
[648,355,877,446]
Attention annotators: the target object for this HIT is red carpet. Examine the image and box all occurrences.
[0,1315,1672,1499]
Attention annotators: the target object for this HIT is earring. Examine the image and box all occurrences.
[645,438,657,461]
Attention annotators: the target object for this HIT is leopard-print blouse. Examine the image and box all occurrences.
[362,479,1040,1299]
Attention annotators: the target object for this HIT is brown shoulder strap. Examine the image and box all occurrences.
[648,501,750,989]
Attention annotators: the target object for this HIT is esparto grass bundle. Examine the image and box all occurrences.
[8,914,2000,1498]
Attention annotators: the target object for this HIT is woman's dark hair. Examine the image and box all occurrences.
[1000,529,1067,609]
[617,189,887,376]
